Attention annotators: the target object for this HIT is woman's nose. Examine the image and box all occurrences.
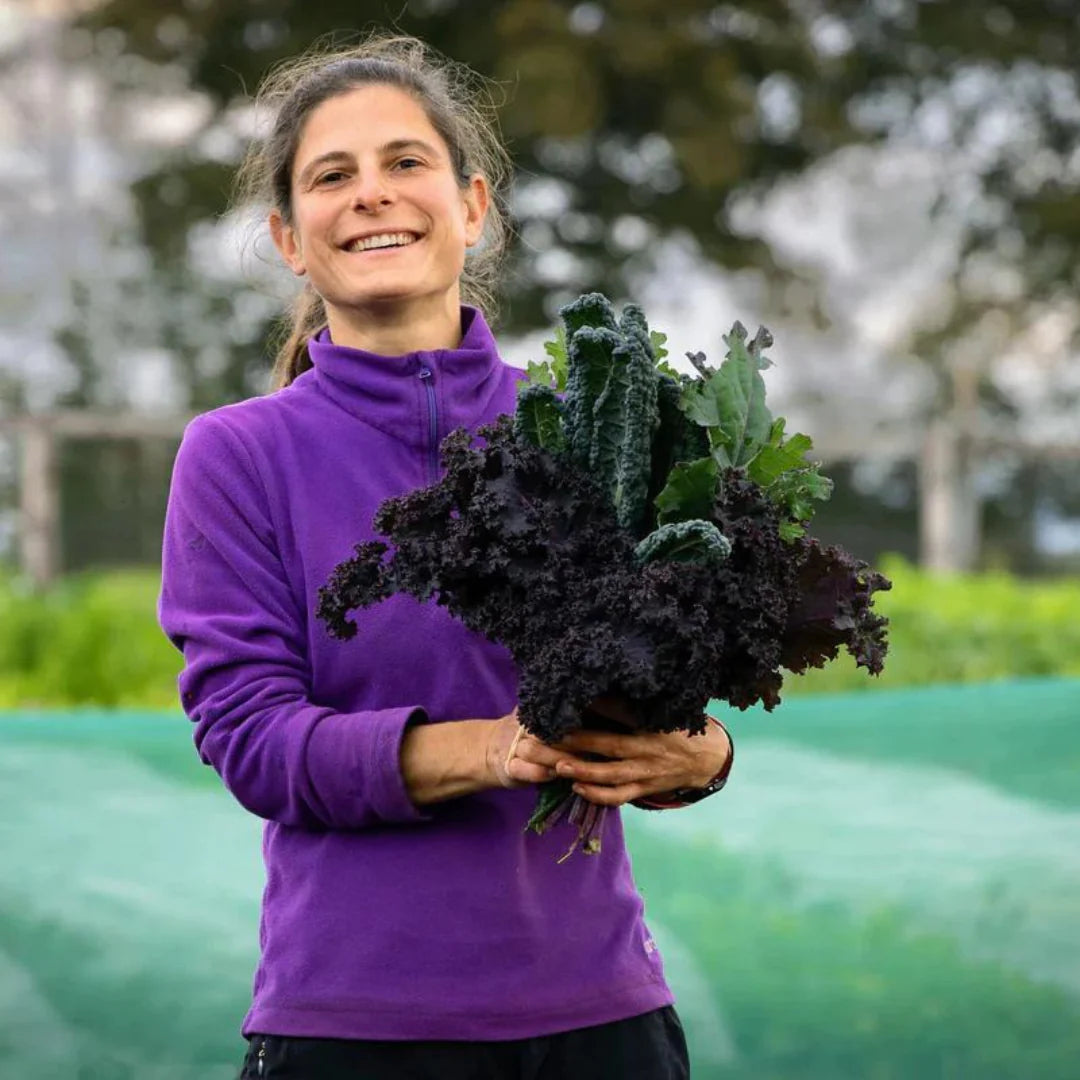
[351,172,394,211]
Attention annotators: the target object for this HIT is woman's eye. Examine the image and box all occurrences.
[395,157,422,171]
[316,171,347,185]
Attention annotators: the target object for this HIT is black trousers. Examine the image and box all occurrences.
[238,1005,690,1079]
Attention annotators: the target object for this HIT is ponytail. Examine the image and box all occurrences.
[270,285,327,390]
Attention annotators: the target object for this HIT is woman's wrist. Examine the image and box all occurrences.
[401,718,504,804]
[632,716,733,810]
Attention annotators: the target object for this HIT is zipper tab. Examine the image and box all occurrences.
[418,365,439,483]
[257,1038,266,1076]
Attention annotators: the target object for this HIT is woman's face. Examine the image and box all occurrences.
[270,83,488,321]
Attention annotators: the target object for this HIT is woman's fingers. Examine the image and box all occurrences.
[570,781,651,807]
[555,757,654,787]
[513,733,588,769]
[497,719,588,785]
[505,757,557,784]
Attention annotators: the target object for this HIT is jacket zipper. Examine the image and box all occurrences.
[418,365,439,483]
[256,1038,266,1076]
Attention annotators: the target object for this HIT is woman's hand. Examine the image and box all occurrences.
[546,699,733,807]
[485,708,591,789]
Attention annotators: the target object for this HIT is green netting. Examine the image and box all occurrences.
[2,679,1079,1079]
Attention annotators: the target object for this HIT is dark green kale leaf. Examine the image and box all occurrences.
[563,325,623,471]
[634,520,731,565]
[514,383,566,454]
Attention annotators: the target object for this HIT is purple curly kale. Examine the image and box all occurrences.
[317,414,889,742]
[317,294,891,856]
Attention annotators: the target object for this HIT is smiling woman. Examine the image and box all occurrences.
[265,84,491,356]
[159,30,711,1080]
[231,34,514,383]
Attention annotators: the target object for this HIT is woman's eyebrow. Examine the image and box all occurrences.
[298,139,441,185]
[381,138,441,158]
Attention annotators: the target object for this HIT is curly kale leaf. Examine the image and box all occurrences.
[781,541,891,676]
[316,540,393,641]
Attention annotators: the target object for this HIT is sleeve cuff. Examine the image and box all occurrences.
[306,706,434,828]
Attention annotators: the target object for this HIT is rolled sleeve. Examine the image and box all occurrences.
[306,706,433,827]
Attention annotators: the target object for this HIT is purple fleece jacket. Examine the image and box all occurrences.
[157,305,674,1041]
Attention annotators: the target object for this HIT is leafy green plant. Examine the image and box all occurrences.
[317,292,889,856]
[0,567,181,708]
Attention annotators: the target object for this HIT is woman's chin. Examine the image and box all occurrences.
[335,289,432,313]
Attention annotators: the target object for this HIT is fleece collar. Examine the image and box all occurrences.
[306,306,507,453]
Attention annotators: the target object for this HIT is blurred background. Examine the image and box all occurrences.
[1,1,1078,1077]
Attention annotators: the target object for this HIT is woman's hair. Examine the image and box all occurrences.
[232,32,514,390]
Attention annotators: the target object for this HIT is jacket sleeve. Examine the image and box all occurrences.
[157,412,432,831]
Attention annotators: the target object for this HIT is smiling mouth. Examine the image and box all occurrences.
[344,232,422,254]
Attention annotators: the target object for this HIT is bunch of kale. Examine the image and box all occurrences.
[317,293,889,849]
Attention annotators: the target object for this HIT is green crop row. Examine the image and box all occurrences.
[0,569,182,709]
[0,556,1079,707]
[788,555,1080,696]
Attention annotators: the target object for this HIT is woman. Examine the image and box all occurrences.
[158,33,732,1080]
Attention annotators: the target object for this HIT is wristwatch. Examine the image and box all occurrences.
[631,716,734,811]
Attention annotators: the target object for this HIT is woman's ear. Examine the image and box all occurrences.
[269,209,306,276]
[462,174,490,248]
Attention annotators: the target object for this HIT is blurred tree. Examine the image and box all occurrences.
[53,0,1080,569]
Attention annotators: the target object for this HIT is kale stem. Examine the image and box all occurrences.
[583,805,606,854]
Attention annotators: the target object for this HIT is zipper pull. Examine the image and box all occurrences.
[257,1038,266,1076]
[418,366,432,380]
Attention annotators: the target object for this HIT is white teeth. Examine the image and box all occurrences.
[348,232,418,252]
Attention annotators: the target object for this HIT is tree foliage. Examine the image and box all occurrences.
[71,1,1080,395]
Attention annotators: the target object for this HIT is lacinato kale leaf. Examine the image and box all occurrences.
[634,520,731,566]
[564,325,622,471]
[514,384,566,454]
